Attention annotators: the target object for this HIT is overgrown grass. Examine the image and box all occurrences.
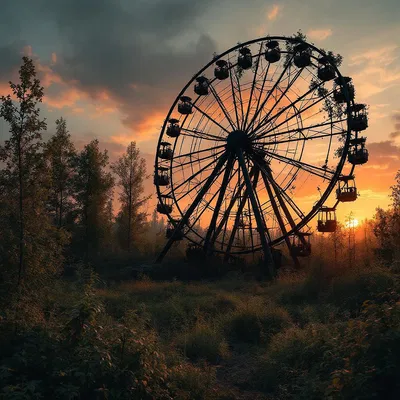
[2,261,398,399]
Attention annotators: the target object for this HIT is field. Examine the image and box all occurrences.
[3,260,397,399]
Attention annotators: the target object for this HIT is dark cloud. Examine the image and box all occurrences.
[0,0,219,133]
[0,42,26,81]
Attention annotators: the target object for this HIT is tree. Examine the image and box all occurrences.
[373,171,400,262]
[111,141,148,251]
[72,139,114,262]
[390,170,400,210]
[0,57,47,286]
[45,117,76,228]
[328,221,346,267]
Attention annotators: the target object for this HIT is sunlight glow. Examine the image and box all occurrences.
[345,218,359,229]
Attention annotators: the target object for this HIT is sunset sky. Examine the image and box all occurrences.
[1,0,400,224]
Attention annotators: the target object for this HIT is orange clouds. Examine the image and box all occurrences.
[46,87,83,109]
[355,141,400,193]
[267,5,281,21]
[110,112,164,145]
[307,28,333,41]
[350,45,400,99]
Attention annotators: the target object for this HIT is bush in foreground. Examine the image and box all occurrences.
[253,293,400,399]
[179,323,230,363]
[226,301,291,345]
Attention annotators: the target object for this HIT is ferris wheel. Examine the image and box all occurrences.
[153,35,369,274]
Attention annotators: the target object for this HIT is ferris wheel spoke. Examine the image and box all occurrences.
[172,155,224,194]
[155,152,228,263]
[248,62,271,133]
[237,149,275,275]
[234,68,245,130]
[203,155,236,253]
[181,133,222,142]
[190,103,231,134]
[264,150,335,180]
[254,85,333,139]
[228,62,241,129]
[172,148,225,169]
[189,165,237,232]
[172,144,226,160]
[254,119,347,142]
[254,129,347,146]
[208,83,237,131]
[253,156,306,222]
[250,67,303,137]
[246,55,294,134]
[243,42,263,130]
[181,127,225,141]
[175,162,227,203]
[252,80,326,138]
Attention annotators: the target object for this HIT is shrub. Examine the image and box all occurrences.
[228,311,263,344]
[149,296,192,336]
[253,292,400,399]
[179,323,229,363]
[0,273,173,400]
[328,268,397,314]
[328,296,400,399]
[271,269,329,306]
[253,323,340,398]
[169,363,217,400]
[226,302,291,345]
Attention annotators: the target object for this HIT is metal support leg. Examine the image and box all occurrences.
[237,149,275,278]
[224,169,258,262]
[211,168,254,249]
[260,167,300,268]
[203,155,235,254]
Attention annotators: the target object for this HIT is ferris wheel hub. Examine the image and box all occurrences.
[226,130,251,152]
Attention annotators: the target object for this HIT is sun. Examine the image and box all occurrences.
[345,218,359,229]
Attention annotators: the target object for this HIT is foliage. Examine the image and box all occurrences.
[111,141,148,251]
[284,30,308,67]
[0,56,66,291]
[328,294,400,399]
[71,139,114,261]
[320,49,343,67]
[168,363,217,400]
[373,172,400,262]
[179,323,229,363]
[226,301,291,345]
[44,117,76,228]
[327,268,397,314]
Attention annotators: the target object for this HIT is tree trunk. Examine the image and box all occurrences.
[17,136,24,286]
[127,148,133,252]
[59,187,63,228]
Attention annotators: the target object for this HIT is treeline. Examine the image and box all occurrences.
[0,57,167,298]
